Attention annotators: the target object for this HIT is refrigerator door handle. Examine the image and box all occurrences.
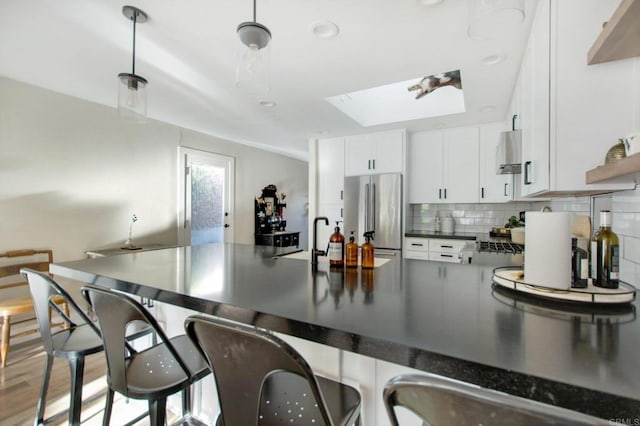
[364,183,370,231]
[372,183,376,231]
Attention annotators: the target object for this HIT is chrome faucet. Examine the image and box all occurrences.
[312,217,329,265]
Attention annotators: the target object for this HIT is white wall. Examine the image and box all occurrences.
[0,77,308,262]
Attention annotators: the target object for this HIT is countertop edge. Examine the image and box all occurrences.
[50,260,637,420]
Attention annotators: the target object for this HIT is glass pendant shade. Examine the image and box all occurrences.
[235,2,272,94]
[118,5,148,122]
[118,73,148,121]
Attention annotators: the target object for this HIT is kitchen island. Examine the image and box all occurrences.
[50,243,639,422]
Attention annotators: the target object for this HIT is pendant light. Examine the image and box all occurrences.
[236,0,271,92]
[118,5,148,121]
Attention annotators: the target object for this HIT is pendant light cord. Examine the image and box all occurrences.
[131,11,137,75]
[253,0,257,22]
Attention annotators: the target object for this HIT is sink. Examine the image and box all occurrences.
[279,251,391,268]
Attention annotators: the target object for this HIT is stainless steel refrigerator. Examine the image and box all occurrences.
[343,173,402,250]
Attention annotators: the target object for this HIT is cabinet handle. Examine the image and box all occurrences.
[481,187,485,199]
[411,243,424,247]
[341,208,343,218]
[444,188,447,199]
[504,183,508,196]
[340,190,343,200]
[524,161,532,185]
[439,189,442,199]
[441,245,453,249]
[372,159,376,169]
[441,254,453,258]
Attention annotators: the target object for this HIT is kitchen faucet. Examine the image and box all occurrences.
[312,216,329,265]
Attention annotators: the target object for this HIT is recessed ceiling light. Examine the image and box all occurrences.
[310,21,339,39]
[479,105,496,112]
[259,101,277,108]
[481,53,506,65]
[417,0,444,6]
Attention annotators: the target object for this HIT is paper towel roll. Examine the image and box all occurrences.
[524,212,571,290]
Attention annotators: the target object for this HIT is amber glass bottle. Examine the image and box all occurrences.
[328,222,345,266]
[361,231,375,269]
[345,231,358,267]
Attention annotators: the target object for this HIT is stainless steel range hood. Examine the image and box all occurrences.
[496,115,522,174]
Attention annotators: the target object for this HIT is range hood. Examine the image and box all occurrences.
[496,115,522,174]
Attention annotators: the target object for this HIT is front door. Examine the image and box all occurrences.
[178,147,234,245]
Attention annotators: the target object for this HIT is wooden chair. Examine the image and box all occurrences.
[0,249,68,368]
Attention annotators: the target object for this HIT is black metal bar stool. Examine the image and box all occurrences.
[383,373,607,425]
[21,268,105,426]
[185,314,362,425]
[82,285,210,426]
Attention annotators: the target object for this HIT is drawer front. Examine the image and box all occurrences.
[428,239,466,253]
[405,237,429,252]
[428,252,462,263]
[403,250,429,260]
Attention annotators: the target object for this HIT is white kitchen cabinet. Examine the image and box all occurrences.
[403,237,471,263]
[403,237,430,260]
[479,122,513,202]
[317,137,345,247]
[516,0,636,197]
[318,137,345,204]
[408,127,479,204]
[344,129,405,176]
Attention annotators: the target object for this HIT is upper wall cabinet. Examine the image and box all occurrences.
[479,123,514,203]
[344,129,406,176]
[516,0,636,197]
[409,127,480,204]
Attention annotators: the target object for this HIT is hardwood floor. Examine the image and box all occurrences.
[0,337,179,426]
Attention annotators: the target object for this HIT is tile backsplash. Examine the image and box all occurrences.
[409,199,590,234]
[611,188,640,287]
[410,186,639,286]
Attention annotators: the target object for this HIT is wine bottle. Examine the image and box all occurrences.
[595,210,619,289]
[328,222,345,267]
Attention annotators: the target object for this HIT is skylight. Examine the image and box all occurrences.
[326,70,465,127]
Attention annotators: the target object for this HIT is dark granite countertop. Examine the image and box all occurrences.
[50,243,640,419]
[405,230,479,240]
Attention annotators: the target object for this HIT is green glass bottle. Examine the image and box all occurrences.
[595,210,619,289]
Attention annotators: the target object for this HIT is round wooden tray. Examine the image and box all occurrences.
[492,267,636,304]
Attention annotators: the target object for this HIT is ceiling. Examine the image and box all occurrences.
[0,0,538,160]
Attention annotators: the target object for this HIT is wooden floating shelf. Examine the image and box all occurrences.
[586,152,640,184]
[588,0,640,65]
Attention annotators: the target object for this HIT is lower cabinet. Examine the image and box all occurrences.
[404,237,471,263]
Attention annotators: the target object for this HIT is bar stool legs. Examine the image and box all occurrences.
[68,355,85,426]
[34,353,86,426]
[35,354,54,425]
